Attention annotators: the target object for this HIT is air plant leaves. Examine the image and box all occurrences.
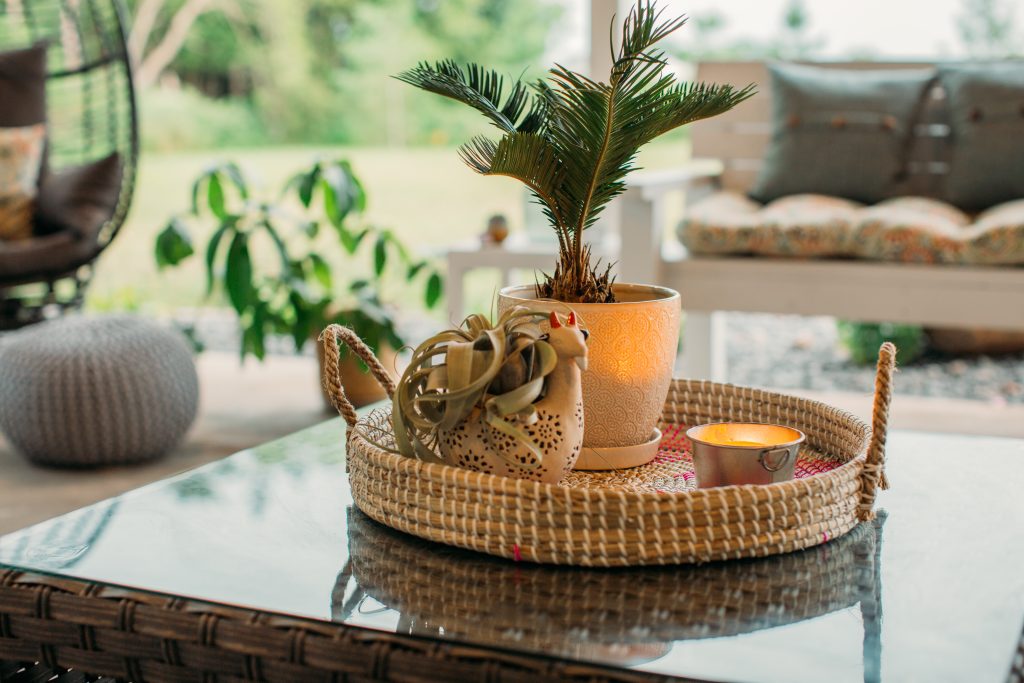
[397,0,755,302]
[386,307,561,469]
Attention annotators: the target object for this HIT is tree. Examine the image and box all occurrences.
[958,0,1021,58]
[331,0,562,145]
[127,0,562,145]
[127,0,365,91]
[128,0,234,88]
[672,0,825,62]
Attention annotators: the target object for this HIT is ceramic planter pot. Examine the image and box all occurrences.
[498,283,680,467]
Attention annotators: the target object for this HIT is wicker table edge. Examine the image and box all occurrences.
[0,568,691,683]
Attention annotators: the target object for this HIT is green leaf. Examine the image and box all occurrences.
[221,162,249,199]
[204,222,232,296]
[242,306,266,361]
[339,227,370,255]
[207,174,227,220]
[289,291,313,351]
[297,165,320,207]
[359,297,391,326]
[425,271,443,308]
[224,231,253,315]
[190,175,204,215]
[308,253,332,290]
[385,326,404,351]
[349,278,370,291]
[322,175,343,226]
[341,160,368,212]
[373,234,387,277]
[154,218,194,269]
[260,218,291,276]
[321,167,349,225]
[302,221,319,238]
[407,261,427,279]
[385,230,411,263]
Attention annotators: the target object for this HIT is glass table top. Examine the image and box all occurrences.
[1,418,1023,683]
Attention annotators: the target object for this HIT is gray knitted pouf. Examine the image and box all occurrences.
[0,315,199,467]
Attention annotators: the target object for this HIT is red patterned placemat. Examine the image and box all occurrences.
[563,423,844,493]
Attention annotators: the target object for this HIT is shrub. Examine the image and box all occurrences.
[140,87,268,152]
[837,321,926,366]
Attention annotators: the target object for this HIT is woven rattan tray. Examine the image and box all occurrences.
[321,326,894,567]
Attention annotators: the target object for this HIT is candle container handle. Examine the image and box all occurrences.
[759,447,792,473]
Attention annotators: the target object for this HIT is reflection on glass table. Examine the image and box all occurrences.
[334,506,885,680]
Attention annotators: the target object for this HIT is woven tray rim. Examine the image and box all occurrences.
[347,381,871,504]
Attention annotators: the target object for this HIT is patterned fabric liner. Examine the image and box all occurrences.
[680,191,1024,265]
[0,123,46,241]
[562,422,842,494]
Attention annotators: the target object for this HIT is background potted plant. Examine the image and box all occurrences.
[154,159,443,408]
[398,1,753,466]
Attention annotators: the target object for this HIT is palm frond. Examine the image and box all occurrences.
[639,81,757,141]
[459,133,569,249]
[394,60,544,134]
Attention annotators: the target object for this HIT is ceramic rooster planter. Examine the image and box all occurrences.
[391,307,589,484]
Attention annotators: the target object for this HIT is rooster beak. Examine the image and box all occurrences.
[575,356,588,371]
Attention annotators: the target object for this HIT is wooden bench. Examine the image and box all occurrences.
[616,61,1024,381]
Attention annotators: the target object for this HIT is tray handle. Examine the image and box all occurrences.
[857,342,896,521]
[319,324,396,429]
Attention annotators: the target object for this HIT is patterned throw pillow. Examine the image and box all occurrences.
[0,124,46,241]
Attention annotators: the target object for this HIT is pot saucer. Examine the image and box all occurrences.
[573,428,662,471]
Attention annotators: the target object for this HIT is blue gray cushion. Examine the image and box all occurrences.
[939,62,1024,211]
[751,63,936,204]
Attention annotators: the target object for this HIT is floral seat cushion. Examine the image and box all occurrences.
[680,193,860,258]
[679,192,1024,266]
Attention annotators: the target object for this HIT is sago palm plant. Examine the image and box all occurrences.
[397,0,754,303]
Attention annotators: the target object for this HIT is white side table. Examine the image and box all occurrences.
[445,236,556,324]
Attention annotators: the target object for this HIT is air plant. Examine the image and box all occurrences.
[389,307,559,466]
[397,0,754,303]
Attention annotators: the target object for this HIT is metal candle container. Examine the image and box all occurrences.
[686,423,805,488]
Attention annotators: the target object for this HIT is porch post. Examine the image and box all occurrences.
[589,0,623,249]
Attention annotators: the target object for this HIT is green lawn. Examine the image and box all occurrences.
[89,140,691,316]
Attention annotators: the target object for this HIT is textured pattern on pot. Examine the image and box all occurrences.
[498,283,681,449]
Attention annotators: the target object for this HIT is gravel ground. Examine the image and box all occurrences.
[174,309,1024,406]
[725,313,1024,405]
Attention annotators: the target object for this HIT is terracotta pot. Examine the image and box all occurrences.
[316,335,397,411]
[497,283,681,451]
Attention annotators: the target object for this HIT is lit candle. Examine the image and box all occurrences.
[686,423,805,488]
